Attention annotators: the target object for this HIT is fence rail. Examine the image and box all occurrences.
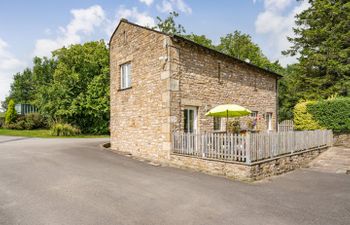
[172,130,332,164]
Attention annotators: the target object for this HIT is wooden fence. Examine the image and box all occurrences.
[278,120,294,132]
[172,130,333,164]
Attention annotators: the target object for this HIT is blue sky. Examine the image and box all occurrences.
[0,0,309,103]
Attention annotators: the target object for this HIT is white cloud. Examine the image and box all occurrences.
[156,0,192,14]
[0,38,26,106]
[157,1,173,13]
[139,0,154,6]
[264,0,292,11]
[255,0,310,66]
[117,7,155,27]
[34,5,156,52]
[3,4,156,104]
[33,5,106,57]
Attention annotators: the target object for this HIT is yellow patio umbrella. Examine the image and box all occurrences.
[205,104,252,132]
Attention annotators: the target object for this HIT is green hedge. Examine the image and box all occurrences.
[307,97,350,133]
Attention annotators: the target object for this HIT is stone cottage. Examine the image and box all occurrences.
[109,19,281,162]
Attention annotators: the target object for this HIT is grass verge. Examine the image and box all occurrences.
[0,128,109,138]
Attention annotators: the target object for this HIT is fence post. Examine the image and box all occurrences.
[172,132,175,154]
[291,131,295,154]
[246,133,251,164]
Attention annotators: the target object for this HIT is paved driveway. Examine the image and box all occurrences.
[0,136,349,225]
[309,146,350,174]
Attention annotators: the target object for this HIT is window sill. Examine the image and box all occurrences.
[118,87,132,91]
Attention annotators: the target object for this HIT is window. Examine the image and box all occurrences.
[250,111,258,119]
[266,112,273,131]
[184,107,197,133]
[120,63,131,89]
[213,117,221,131]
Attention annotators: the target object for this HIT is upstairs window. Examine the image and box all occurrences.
[120,63,131,89]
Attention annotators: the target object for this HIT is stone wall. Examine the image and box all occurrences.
[334,134,350,148]
[109,21,171,160]
[169,39,278,134]
[249,147,328,180]
[169,147,328,181]
[170,154,251,180]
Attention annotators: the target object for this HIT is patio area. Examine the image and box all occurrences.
[171,130,333,180]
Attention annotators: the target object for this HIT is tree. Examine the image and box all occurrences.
[278,64,304,121]
[7,69,35,104]
[32,56,56,87]
[5,99,17,125]
[31,56,57,115]
[217,31,283,73]
[36,40,110,133]
[154,11,215,49]
[71,74,110,133]
[153,11,185,35]
[283,0,350,99]
[182,33,215,49]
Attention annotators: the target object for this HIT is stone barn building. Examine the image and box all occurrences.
[109,19,281,162]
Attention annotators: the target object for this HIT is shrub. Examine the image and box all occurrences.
[4,113,47,130]
[246,118,256,130]
[8,119,26,130]
[50,123,81,136]
[293,100,323,130]
[5,100,17,125]
[25,113,48,129]
[6,116,26,130]
[227,119,241,134]
[0,116,4,128]
[307,97,350,133]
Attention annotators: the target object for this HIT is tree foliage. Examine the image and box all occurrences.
[283,0,350,99]
[5,99,17,125]
[293,100,323,130]
[217,31,282,73]
[217,31,284,74]
[307,97,350,133]
[278,64,303,121]
[4,41,110,134]
[182,34,215,49]
[153,11,185,35]
[43,41,110,133]
[7,69,35,104]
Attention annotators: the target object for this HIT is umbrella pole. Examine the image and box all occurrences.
[226,110,228,134]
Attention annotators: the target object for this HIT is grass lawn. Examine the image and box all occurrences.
[0,128,109,138]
